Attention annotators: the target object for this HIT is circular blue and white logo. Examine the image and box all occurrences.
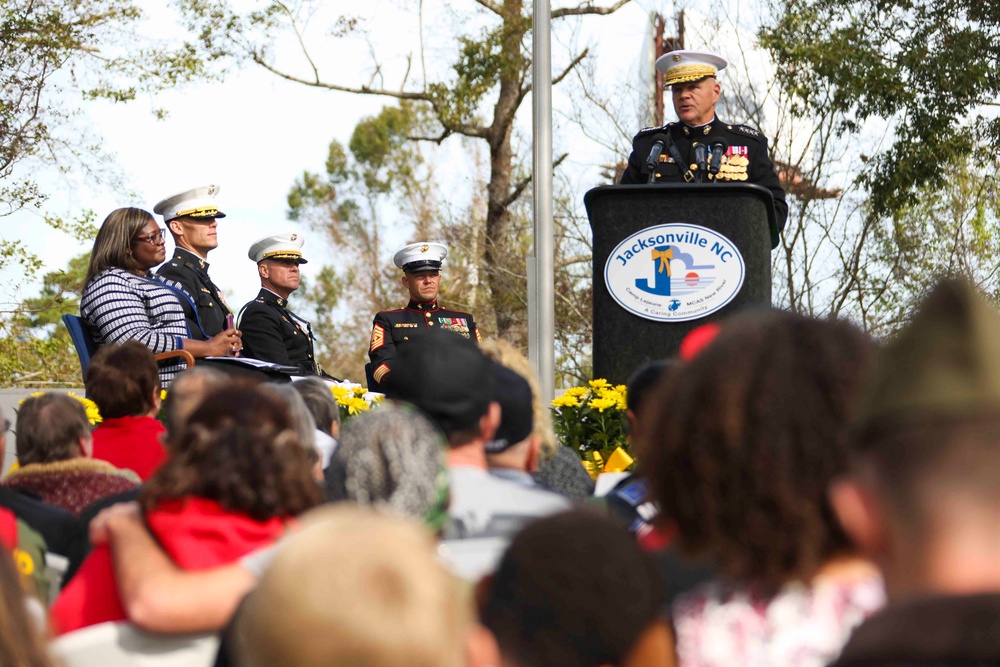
[604,223,745,322]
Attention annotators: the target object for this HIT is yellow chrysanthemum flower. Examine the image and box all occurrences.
[564,386,588,397]
[551,394,580,408]
[330,385,350,400]
[67,392,102,425]
[339,396,369,416]
[588,378,611,390]
[587,397,616,412]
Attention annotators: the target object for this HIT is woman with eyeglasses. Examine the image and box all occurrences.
[80,208,242,387]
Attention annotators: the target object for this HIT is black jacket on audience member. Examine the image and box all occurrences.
[828,594,1000,667]
[0,486,86,577]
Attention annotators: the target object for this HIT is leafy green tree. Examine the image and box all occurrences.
[0,253,90,387]
[1,0,211,280]
[289,100,595,384]
[288,103,486,381]
[177,0,631,342]
[760,0,1000,220]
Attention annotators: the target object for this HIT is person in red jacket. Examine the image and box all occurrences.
[86,341,168,481]
[51,383,323,634]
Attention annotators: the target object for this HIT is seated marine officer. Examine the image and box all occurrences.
[368,242,480,391]
[238,233,324,377]
[154,184,234,339]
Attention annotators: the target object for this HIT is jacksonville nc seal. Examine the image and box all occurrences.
[604,223,745,322]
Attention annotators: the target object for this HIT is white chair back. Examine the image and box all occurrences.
[51,621,219,667]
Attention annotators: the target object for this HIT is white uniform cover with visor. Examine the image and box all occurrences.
[655,50,728,87]
[393,241,448,273]
[154,184,227,222]
[248,233,308,264]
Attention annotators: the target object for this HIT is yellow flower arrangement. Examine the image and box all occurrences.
[587,396,617,412]
[551,393,580,408]
[550,379,634,478]
[328,381,383,422]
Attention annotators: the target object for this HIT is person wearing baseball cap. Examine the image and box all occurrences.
[367,241,481,392]
[386,331,568,541]
[154,184,234,339]
[238,233,325,377]
[619,49,788,232]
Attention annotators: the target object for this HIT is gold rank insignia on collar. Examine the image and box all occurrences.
[682,124,712,137]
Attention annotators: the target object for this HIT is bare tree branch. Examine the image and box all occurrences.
[520,48,589,103]
[274,0,320,83]
[408,129,453,143]
[502,153,568,207]
[249,53,491,138]
[551,0,631,19]
[474,0,504,15]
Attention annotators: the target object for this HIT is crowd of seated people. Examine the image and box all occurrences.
[6,275,1000,666]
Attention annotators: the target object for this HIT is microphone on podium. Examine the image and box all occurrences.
[644,134,671,184]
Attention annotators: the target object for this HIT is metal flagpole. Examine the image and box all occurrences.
[531,0,555,402]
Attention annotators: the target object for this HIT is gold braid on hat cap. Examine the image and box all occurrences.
[174,206,220,219]
[663,64,717,86]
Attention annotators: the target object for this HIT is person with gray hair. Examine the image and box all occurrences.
[329,401,448,531]
[291,377,340,469]
[3,394,138,516]
[161,366,228,439]
[269,384,321,480]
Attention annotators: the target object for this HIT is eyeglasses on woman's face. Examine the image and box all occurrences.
[132,228,167,246]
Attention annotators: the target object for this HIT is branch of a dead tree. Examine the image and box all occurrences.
[250,53,490,138]
[551,0,631,19]
[408,129,453,143]
[502,153,569,207]
[520,48,589,103]
[473,0,504,15]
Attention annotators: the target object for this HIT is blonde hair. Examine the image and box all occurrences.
[480,338,557,458]
[237,506,473,667]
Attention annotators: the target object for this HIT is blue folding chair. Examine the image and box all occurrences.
[62,314,194,376]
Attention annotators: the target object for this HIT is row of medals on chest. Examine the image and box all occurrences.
[657,153,749,181]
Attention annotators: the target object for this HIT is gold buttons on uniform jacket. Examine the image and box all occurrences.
[425,312,431,318]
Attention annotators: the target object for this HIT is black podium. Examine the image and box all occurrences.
[585,183,778,384]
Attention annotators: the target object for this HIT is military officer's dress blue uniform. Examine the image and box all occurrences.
[152,184,232,340]
[238,289,319,376]
[156,248,231,339]
[619,118,789,232]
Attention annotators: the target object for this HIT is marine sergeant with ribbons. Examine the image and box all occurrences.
[368,242,480,392]
[619,50,788,232]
